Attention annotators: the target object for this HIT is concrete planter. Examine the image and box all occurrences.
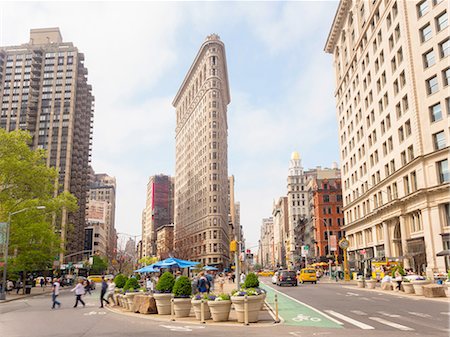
[231,294,264,323]
[365,280,376,289]
[124,293,139,311]
[208,300,232,322]
[153,293,173,315]
[356,280,365,288]
[191,299,211,320]
[412,280,431,296]
[402,282,415,294]
[173,298,192,318]
[381,282,393,291]
[444,282,450,297]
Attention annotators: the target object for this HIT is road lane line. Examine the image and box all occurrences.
[377,311,400,318]
[408,312,431,318]
[261,281,343,325]
[324,310,374,330]
[350,310,367,316]
[369,317,414,331]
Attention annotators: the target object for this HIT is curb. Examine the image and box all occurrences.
[105,305,278,327]
[341,285,450,302]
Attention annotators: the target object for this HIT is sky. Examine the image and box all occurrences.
[2,1,341,252]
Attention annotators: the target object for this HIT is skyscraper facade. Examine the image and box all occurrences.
[141,174,174,257]
[173,34,231,267]
[325,0,449,276]
[0,28,94,262]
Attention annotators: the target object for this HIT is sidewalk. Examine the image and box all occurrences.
[0,285,53,303]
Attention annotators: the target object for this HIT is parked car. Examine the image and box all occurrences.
[298,268,317,284]
[276,270,297,286]
[258,270,275,277]
[271,272,279,284]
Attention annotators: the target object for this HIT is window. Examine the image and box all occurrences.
[440,38,450,57]
[443,67,450,86]
[430,102,442,121]
[404,175,410,194]
[417,0,429,17]
[398,126,405,142]
[437,159,449,183]
[420,24,432,42]
[423,49,436,67]
[436,11,448,31]
[323,195,330,202]
[426,76,439,94]
[433,130,446,149]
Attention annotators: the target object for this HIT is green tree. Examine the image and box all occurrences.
[138,256,158,266]
[0,129,77,290]
[90,255,108,274]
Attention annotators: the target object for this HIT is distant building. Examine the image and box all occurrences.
[258,217,274,269]
[272,197,289,268]
[125,237,136,260]
[87,171,117,260]
[156,224,174,260]
[0,28,94,262]
[307,167,344,260]
[141,174,174,257]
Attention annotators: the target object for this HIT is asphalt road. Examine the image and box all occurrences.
[1,282,449,337]
[261,277,450,336]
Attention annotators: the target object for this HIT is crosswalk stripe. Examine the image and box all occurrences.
[369,317,414,331]
[350,310,367,316]
[324,310,374,330]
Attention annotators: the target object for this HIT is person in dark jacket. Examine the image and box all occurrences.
[99,276,110,308]
[196,272,209,293]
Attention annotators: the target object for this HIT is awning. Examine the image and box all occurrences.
[436,250,450,257]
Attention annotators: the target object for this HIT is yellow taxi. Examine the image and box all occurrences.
[258,270,275,277]
[298,268,317,284]
[87,275,103,283]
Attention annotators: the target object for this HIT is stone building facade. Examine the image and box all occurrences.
[325,0,449,275]
[173,34,231,267]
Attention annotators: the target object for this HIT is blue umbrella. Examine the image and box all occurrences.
[154,257,200,269]
[203,265,219,271]
[135,263,160,273]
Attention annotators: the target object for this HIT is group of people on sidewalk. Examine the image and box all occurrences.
[50,276,115,309]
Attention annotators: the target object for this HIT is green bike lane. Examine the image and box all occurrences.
[260,281,343,329]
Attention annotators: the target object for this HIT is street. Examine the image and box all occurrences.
[1,281,449,337]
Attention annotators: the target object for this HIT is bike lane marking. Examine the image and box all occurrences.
[260,282,342,328]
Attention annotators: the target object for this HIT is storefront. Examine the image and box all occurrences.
[407,237,426,274]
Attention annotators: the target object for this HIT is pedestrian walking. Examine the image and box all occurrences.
[71,279,86,308]
[240,272,246,285]
[16,280,23,294]
[6,280,14,293]
[51,278,61,309]
[217,273,225,293]
[197,272,209,294]
[84,279,92,295]
[206,271,214,293]
[99,276,109,308]
[40,277,45,291]
[105,279,116,306]
[394,269,402,291]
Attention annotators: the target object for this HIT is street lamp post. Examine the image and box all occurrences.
[0,206,45,300]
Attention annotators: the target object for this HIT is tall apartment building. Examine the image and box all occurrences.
[272,197,289,268]
[325,0,449,276]
[0,28,94,262]
[173,34,231,267]
[258,217,274,269]
[87,172,117,259]
[307,167,344,259]
[141,174,174,257]
[84,199,108,256]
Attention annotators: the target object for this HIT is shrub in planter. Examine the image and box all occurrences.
[243,273,259,288]
[155,272,175,293]
[123,278,140,292]
[391,265,406,277]
[114,274,128,289]
[173,276,192,298]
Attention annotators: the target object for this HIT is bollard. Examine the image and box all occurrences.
[200,299,206,324]
[244,295,249,326]
[171,298,175,321]
[274,294,280,323]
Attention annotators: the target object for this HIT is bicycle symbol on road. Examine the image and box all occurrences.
[292,314,321,322]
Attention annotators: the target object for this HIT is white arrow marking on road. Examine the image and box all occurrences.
[324,310,374,330]
[350,310,367,316]
[408,312,431,318]
[369,317,414,331]
[160,325,192,332]
[377,311,400,318]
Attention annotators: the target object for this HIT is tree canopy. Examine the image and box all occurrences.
[90,255,108,274]
[0,129,77,276]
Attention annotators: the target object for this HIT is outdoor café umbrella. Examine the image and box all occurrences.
[153,257,200,269]
[203,265,219,271]
[134,263,160,273]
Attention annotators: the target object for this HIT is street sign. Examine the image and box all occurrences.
[301,245,309,257]
[89,257,94,265]
[330,235,337,251]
